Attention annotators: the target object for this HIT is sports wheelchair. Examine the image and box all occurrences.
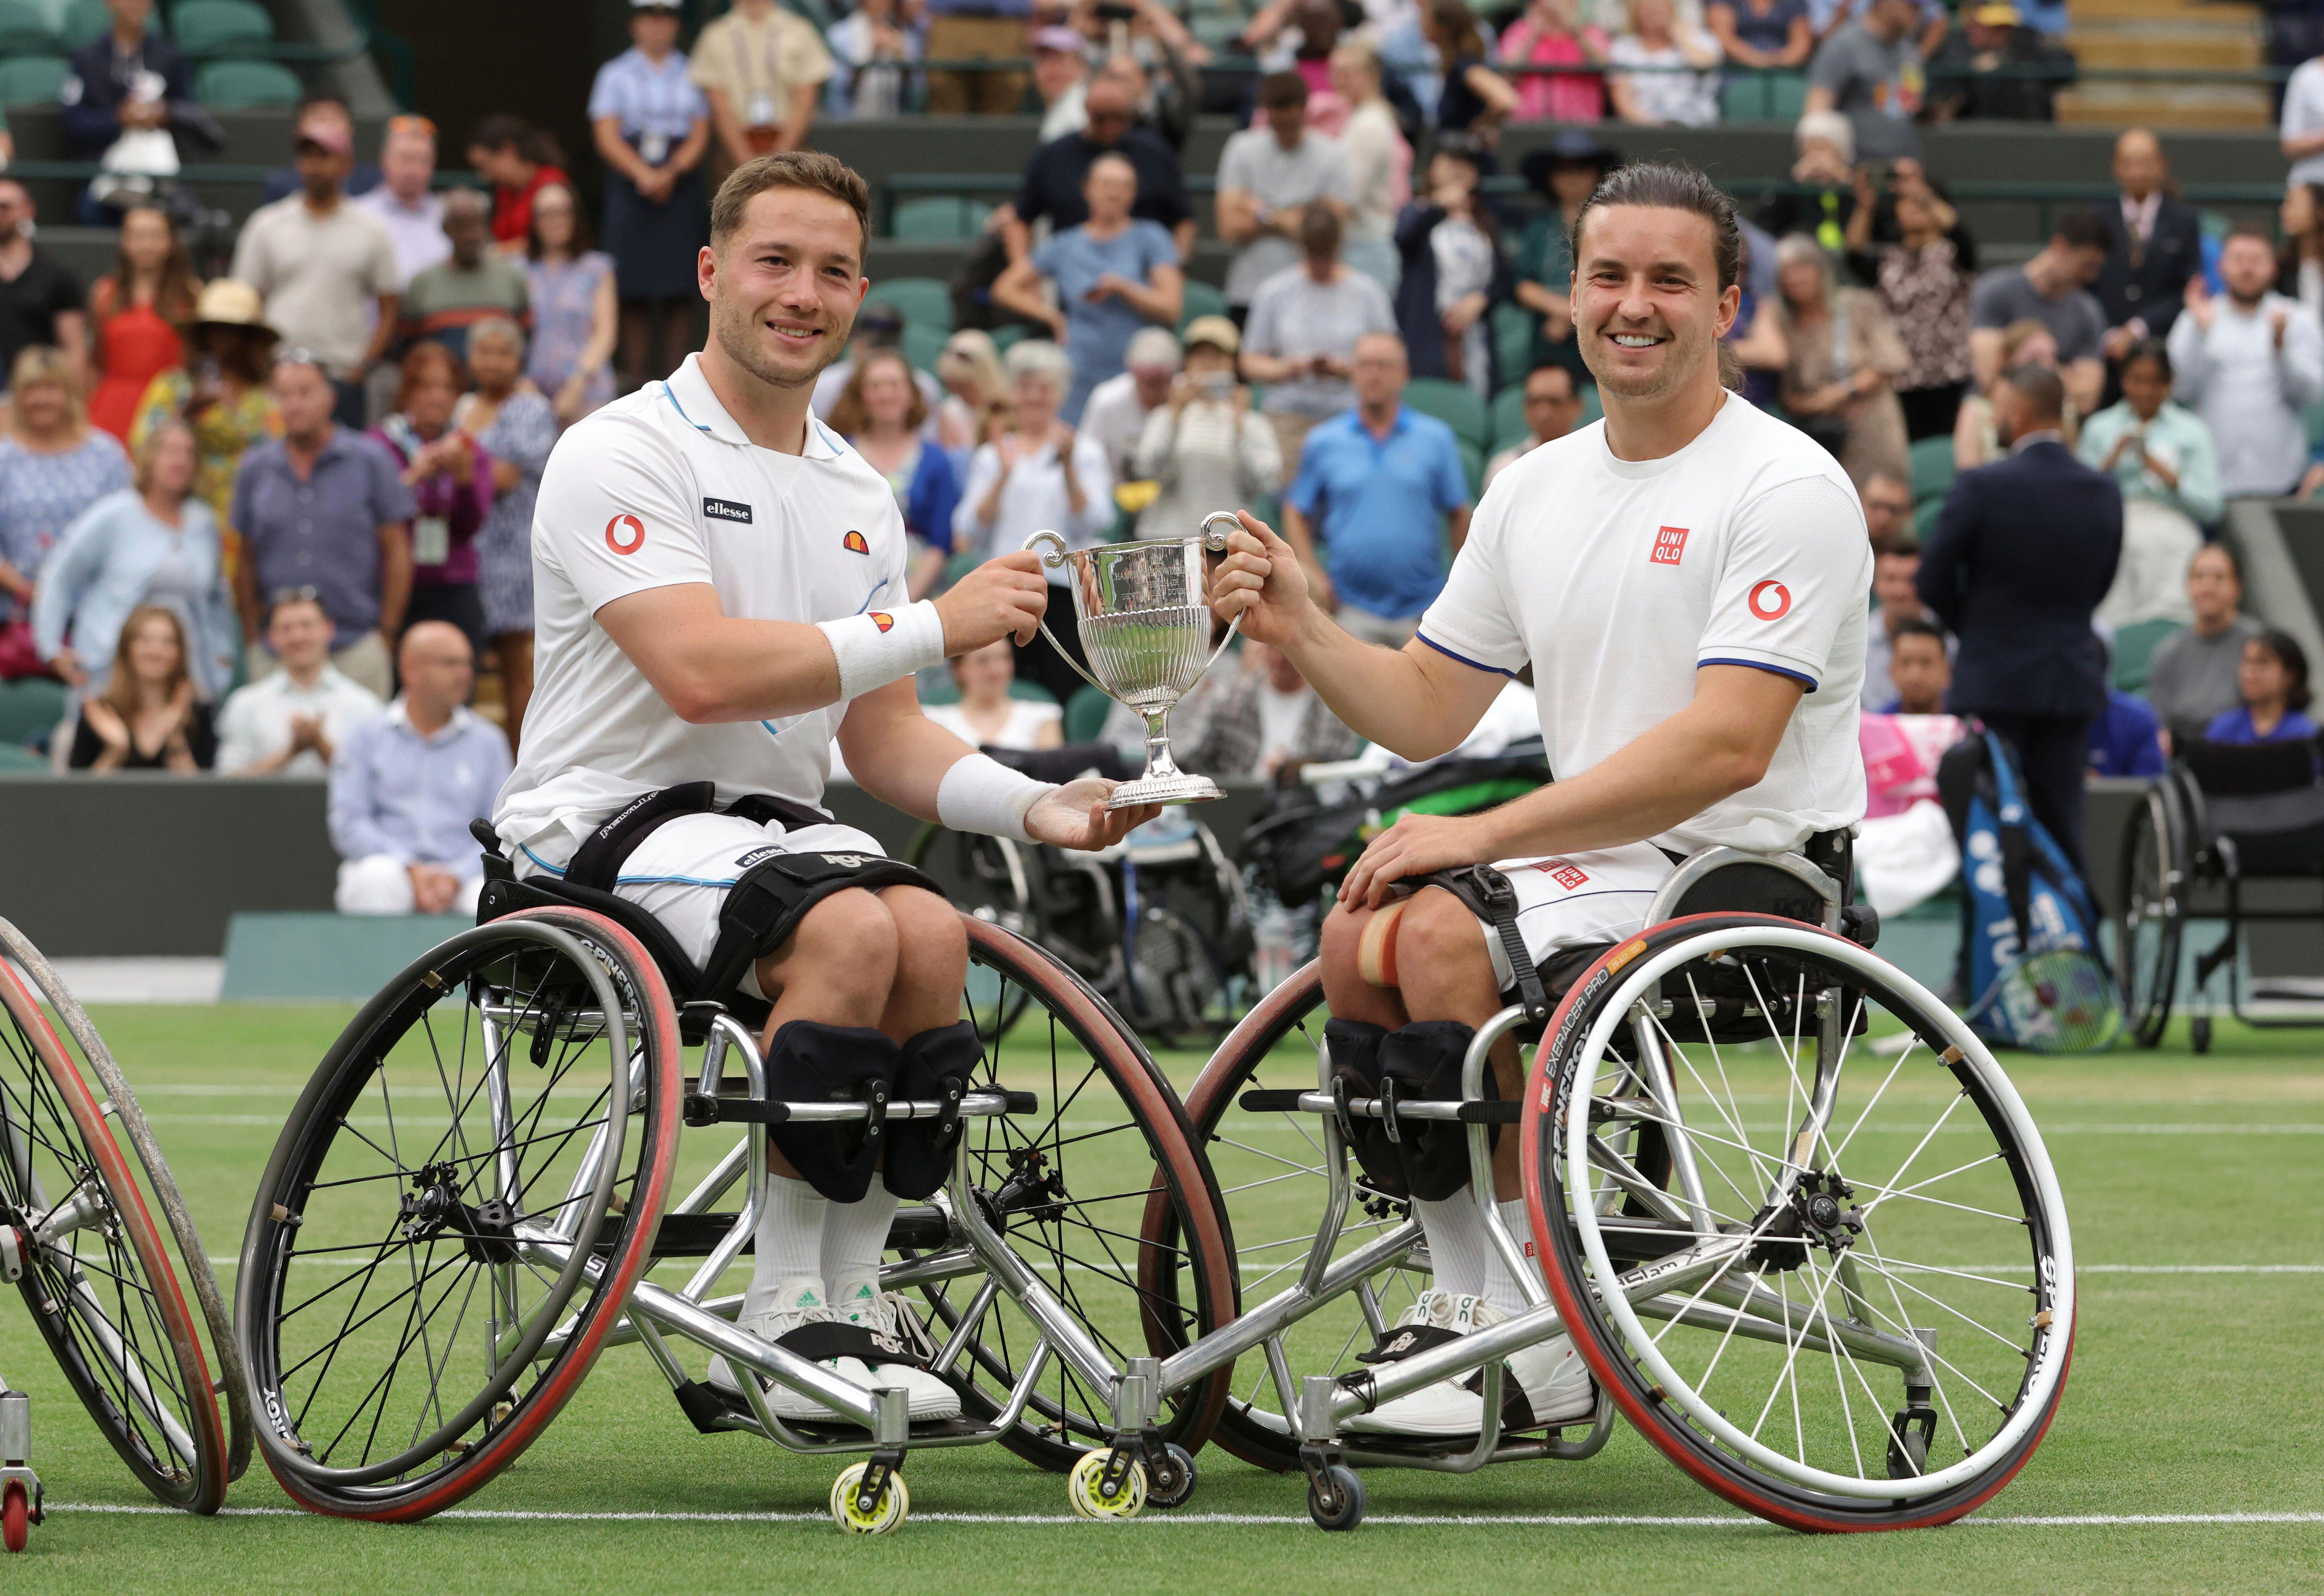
[0,916,252,1550]
[2116,734,2324,1051]
[232,826,1240,1532]
[1129,833,2077,1531]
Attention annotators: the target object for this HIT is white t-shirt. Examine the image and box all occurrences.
[923,697,1062,751]
[1254,681,1308,776]
[1418,394,1871,855]
[495,353,909,867]
[216,664,385,777]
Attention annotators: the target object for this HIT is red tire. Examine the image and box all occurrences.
[2,1480,28,1552]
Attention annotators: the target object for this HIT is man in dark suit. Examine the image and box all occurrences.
[1918,365,2124,880]
[2092,128,2202,363]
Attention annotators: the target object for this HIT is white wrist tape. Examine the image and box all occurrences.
[817,600,946,702]
[936,753,1056,844]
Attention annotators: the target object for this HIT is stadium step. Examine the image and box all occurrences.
[2059,0,2271,126]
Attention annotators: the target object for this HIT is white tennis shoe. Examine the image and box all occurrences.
[707,1276,879,1421]
[1345,1293,1597,1436]
[831,1271,963,1421]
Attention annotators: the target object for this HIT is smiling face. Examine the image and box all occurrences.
[1573,204,1737,403]
[532,183,578,256]
[121,207,172,275]
[2120,353,2168,421]
[14,380,69,438]
[705,185,868,393]
[1084,155,1137,226]
[859,354,916,429]
[951,638,1016,703]
[403,365,460,435]
[1011,369,1062,432]
[124,612,181,689]
[144,423,196,498]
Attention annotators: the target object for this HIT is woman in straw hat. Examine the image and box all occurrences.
[129,279,284,577]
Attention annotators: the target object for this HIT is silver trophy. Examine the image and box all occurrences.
[1024,512,1244,809]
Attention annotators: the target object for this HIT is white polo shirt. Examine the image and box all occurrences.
[495,353,909,869]
[1418,393,1871,856]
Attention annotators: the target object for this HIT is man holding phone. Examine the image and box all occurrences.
[1240,206,1397,478]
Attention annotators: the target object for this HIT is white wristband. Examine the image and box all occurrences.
[936,752,1057,844]
[817,600,946,702]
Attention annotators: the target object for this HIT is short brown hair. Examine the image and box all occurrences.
[827,349,928,437]
[394,342,468,414]
[711,151,871,251]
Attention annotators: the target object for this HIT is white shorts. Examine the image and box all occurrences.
[1466,842,1679,992]
[516,811,887,1000]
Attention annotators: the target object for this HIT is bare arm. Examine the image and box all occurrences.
[2063,356,2104,417]
[1214,186,1265,246]
[593,114,659,187]
[233,555,260,644]
[361,294,402,378]
[375,522,412,638]
[1108,262,1183,326]
[1460,62,1520,120]
[1237,347,1306,384]
[53,311,87,390]
[778,83,817,152]
[704,85,754,167]
[1802,84,1837,116]
[992,256,1065,339]
[2286,127,2324,161]
[1967,326,2004,394]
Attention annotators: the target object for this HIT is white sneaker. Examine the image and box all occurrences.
[1344,1291,1489,1436]
[707,1276,878,1422]
[831,1271,963,1421]
[1343,1295,1598,1436]
[1500,1324,1597,1426]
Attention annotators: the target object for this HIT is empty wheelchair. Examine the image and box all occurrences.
[2116,734,2324,1051]
[233,833,1239,1531]
[1137,834,2075,1531]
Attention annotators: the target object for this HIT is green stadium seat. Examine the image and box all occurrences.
[1457,437,1484,498]
[2111,618,2183,695]
[0,676,67,746]
[0,54,69,104]
[171,0,273,53]
[1491,300,1532,385]
[62,0,112,45]
[1491,384,1527,449]
[1910,434,1955,505]
[0,0,59,51]
[870,275,953,333]
[1192,13,1245,50]
[1065,684,1112,743]
[890,195,988,240]
[196,57,300,108]
[1766,71,1809,122]
[1913,497,1943,538]
[1177,278,1227,333]
[1403,377,1489,449]
[991,322,1028,354]
[0,742,45,770]
[1010,678,1057,705]
[902,319,948,375]
[1719,73,1769,122]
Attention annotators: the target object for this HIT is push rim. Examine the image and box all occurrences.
[2117,785,2182,1048]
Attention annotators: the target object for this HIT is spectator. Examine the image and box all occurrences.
[1883,615,1950,713]
[1862,533,1940,706]
[953,340,1114,702]
[1757,111,1862,250]
[1926,2,2075,122]
[831,348,962,602]
[452,318,554,751]
[88,204,198,444]
[1282,330,1468,645]
[1106,636,1362,780]
[0,182,89,399]
[399,190,531,365]
[2284,182,2324,322]
[2145,543,2264,735]
[592,0,712,393]
[1859,465,1913,547]
[1484,362,1584,485]
[1968,212,2108,416]
[2077,340,2219,628]
[1918,364,2123,877]
[232,354,414,701]
[62,604,213,773]
[1513,130,1619,390]
[1241,207,1397,472]
[59,0,197,216]
[522,183,618,422]
[371,344,493,662]
[1805,0,1927,164]
[2092,128,2200,360]
[2206,630,2316,744]
[1082,326,1181,483]
[231,110,402,428]
[925,639,1064,750]
[354,117,452,290]
[810,300,943,420]
[829,0,926,120]
[466,117,570,253]
[690,0,832,166]
[1847,161,1975,439]
[1424,0,1519,146]
[1134,315,1282,539]
[215,590,383,776]
[128,281,282,560]
[993,154,1184,421]
[1607,0,1722,127]
[2087,683,2166,778]
[1394,138,1509,395]
[1329,40,1410,297]
[1008,76,1196,264]
[32,418,229,706]
[923,0,1030,117]
[1216,73,1351,325]
[257,97,381,207]
[0,349,132,631]
[1954,317,2068,468]
[2168,227,2324,500]
[1774,232,1911,484]
[329,622,512,917]
[1709,0,1813,68]
[2283,34,2324,190]
[934,328,1010,474]
[1032,26,1091,139]
[1504,0,1614,122]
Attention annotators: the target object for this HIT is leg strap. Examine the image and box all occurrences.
[765,1020,900,1204]
[885,1021,978,1201]
[1379,1021,1490,1202]
[1323,1019,1404,1199]
[703,850,945,1001]
[1406,865,1551,1022]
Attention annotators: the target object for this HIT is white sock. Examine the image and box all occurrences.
[1412,1194,1489,1297]
[1480,1198,1542,1316]
[820,1184,901,1290]
[746,1175,827,1318]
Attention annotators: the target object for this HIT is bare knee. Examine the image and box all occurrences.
[759,889,899,1017]
[1393,888,1499,1010]
[1319,901,1405,1025]
[882,887,967,990]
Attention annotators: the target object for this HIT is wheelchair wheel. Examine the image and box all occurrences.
[235,907,681,1520]
[2116,780,2187,1049]
[0,951,231,1513]
[1523,913,2074,1532]
[898,918,1239,1473]
[905,824,1039,1035]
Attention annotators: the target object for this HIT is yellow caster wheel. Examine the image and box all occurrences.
[1066,1450,1147,1520]
[830,1463,909,1535]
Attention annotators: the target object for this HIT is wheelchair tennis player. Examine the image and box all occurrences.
[1209,161,1874,1437]
[493,152,1156,1424]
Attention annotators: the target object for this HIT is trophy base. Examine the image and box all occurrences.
[1107,772,1225,810]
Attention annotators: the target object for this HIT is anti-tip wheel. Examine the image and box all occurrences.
[830,1464,909,1535]
[3,1481,29,1553]
[1145,1444,1199,1510]
[1066,1449,1148,1520]
[1308,1464,1365,1531]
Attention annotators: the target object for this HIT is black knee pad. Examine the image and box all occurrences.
[1324,1019,1405,1199]
[885,1020,979,1200]
[766,1021,901,1204]
[1380,1021,1492,1202]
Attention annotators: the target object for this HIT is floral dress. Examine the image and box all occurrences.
[468,388,559,636]
[0,432,132,620]
[525,253,616,417]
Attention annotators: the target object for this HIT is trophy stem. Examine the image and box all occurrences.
[1142,709,1184,783]
[1104,705,1225,810]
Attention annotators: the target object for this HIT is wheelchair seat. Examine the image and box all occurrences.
[2176,737,2324,879]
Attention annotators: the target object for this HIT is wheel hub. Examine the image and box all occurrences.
[1745,1170,1864,1272]
[399,1165,523,1264]
[994,1148,1067,1225]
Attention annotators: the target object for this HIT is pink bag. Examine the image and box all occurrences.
[1859,712,1926,820]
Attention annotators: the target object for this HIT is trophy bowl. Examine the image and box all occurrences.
[1025,512,1243,809]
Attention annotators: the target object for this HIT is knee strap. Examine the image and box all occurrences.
[1379,1020,1492,1202]
[766,1021,901,1204]
[703,849,945,1000]
[885,1021,979,1201]
[1324,1019,1404,1199]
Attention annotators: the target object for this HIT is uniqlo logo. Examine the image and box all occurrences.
[1544,859,1590,891]
[1651,525,1689,565]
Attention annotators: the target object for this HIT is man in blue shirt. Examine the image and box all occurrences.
[2088,688,2167,776]
[1282,331,1471,644]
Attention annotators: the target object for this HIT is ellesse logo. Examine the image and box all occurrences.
[869,612,894,633]
[1748,580,1792,620]
[605,514,645,555]
[843,530,870,555]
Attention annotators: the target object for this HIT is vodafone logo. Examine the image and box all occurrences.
[1747,580,1792,621]
[605,514,645,556]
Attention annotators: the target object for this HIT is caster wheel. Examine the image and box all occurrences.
[2190,1016,2212,1054]
[3,1482,28,1554]
[1885,1409,1934,1481]
[1145,1444,1199,1510]
[1066,1449,1148,1520]
[830,1464,909,1535]
[1307,1464,1365,1531]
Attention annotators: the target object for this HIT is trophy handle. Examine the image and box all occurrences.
[1197,510,1245,676]
[1019,528,1110,696]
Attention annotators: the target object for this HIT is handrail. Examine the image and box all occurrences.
[850,52,2292,86]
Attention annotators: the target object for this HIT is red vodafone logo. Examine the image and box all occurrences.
[1747,580,1792,620]
[605,514,645,555]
